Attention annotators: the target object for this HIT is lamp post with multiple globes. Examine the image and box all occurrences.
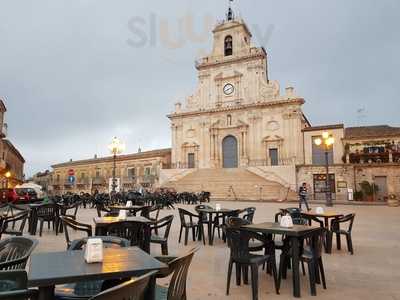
[314,132,335,207]
[108,137,125,193]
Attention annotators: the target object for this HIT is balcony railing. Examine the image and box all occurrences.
[163,163,196,169]
[248,158,295,167]
[122,177,136,185]
[76,178,90,185]
[349,152,390,164]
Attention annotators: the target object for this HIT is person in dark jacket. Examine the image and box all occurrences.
[298,182,311,211]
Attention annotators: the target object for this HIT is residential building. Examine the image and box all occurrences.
[0,99,25,188]
[50,149,171,195]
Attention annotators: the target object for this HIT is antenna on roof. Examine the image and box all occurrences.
[356,108,366,126]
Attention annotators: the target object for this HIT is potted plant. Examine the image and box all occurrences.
[359,181,379,201]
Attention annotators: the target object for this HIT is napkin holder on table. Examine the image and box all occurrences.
[84,238,103,264]
[126,201,133,207]
[118,209,127,220]
[280,215,294,228]
[316,207,325,214]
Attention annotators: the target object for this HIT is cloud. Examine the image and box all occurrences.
[1,0,399,176]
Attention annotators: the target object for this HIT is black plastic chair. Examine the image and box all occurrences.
[0,237,38,271]
[300,230,327,296]
[69,236,130,250]
[0,211,29,238]
[36,204,59,236]
[150,215,174,255]
[225,223,279,300]
[60,216,92,249]
[328,214,355,254]
[137,205,152,218]
[58,202,81,233]
[225,217,266,253]
[194,205,212,241]
[105,221,151,253]
[2,204,27,229]
[282,207,308,225]
[59,202,80,220]
[154,247,199,300]
[95,204,116,218]
[212,210,241,243]
[241,207,256,223]
[148,205,162,223]
[178,208,204,246]
[89,270,157,300]
[0,270,38,299]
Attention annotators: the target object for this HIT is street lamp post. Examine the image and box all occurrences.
[314,132,335,207]
[108,137,125,193]
[4,171,11,188]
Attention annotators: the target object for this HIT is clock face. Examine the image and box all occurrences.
[223,83,235,95]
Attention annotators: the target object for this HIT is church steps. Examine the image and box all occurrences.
[162,168,293,201]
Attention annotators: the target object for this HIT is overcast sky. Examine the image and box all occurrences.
[1,0,399,176]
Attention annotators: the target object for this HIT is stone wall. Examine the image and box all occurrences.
[297,163,400,201]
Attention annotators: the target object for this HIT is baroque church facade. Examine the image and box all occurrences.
[46,8,400,202]
[168,10,309,171]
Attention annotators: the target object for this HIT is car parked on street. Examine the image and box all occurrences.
[0,188,19,203]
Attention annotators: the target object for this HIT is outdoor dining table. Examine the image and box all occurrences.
[301,211,343,253]
[28,246,167,300]
[196,207,236,246]
[242,222,323,298]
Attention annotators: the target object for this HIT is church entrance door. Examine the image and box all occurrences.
[222,135,238,168]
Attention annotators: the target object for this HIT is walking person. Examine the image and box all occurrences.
[299,182,311,211]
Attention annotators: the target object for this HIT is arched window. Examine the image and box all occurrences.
[227,114,232,126]
[224,35,233,56]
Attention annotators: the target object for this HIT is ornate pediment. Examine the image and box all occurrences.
[214,70,243,82]
[181,141,199,148]
[262,135,283,143]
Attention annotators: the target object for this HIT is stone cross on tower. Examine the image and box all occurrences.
[227,0,235,21]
